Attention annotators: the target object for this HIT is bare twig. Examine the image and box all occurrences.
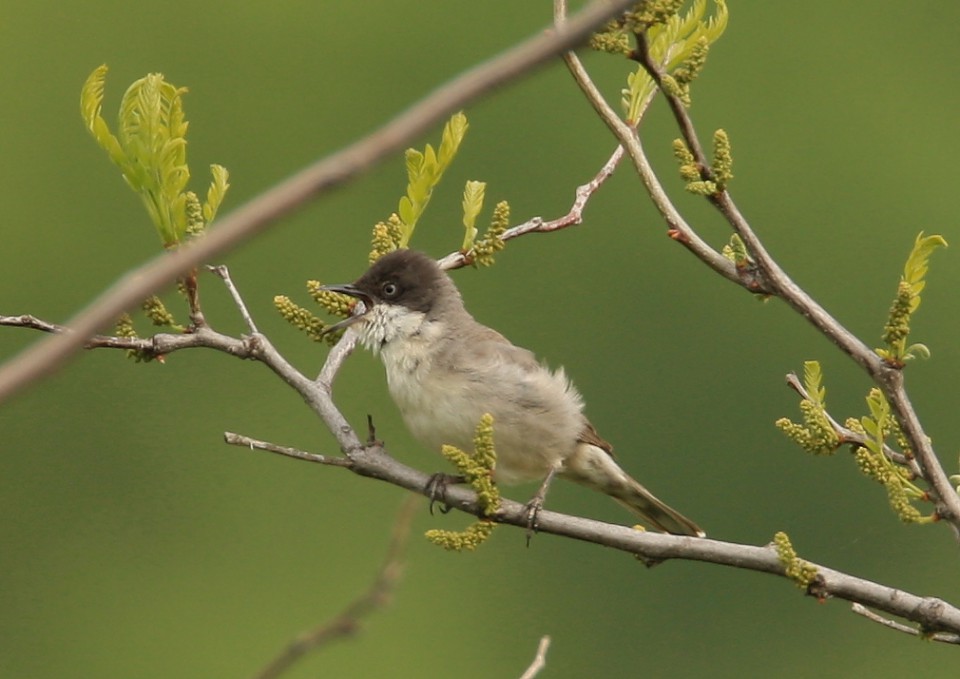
[1,314,259,359]
[437,144,625,271]
[207,265,259,334]
[0,0,637,407]
[316,328,359,389]
[624,27,960,537]
[223,432,351,467]
[851,603,960,645]
[222,433,960,640]
[518,635,552,679]
[251,495,421,679]
[9,304,960,640]
[557,47,745,289]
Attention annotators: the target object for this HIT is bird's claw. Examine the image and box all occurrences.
[523,496,544,546]
[424,473,464,515]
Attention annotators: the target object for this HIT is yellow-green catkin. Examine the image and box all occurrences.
[184,191,205,239]
[424,521,497,551]
[473,201,509,267]
[712,129,733,187]
[306,281,355,318]
[115,313,153,362]
[370,213,403,263]
[273,295,329,343]
[142,296,181,329]
[882,281,913,348]
[425,414,501,552]
[775,400,840,456]
[773,532,818,589]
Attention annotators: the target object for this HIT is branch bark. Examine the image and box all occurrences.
[0,0,636,406]
[554,6,960,541]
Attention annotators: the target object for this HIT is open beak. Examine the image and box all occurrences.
[318,283,372,337]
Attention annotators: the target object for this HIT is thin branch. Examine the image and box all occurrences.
[438,145,625,271]
[625,26,960,537]
[518,636,552,679]
[0,0,637,407]
[784,372,919,474]
[224,434,960,640]
[316,328,359,389]
[9,276,960,643]
[557,48,746,289]
[851,603,960,645]
[223,432,351,467]
[207,265,259,334]
[1,314,256,359]
[251,495,420,679]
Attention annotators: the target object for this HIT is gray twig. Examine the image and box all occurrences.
[518,636,552,679]
[207,265,259,334]
[0,0,638,406]
[251,495,420,679]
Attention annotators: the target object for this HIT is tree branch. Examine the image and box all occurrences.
[223,430,960,640]
[438,144,625,271]
[250,495,420,679]
[518,636,552,679]
[557,9,960,540]
[0,0,637,406]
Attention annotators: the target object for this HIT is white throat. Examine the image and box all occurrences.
[355,303,428,355]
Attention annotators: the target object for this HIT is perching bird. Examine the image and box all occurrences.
[322,249,703,537]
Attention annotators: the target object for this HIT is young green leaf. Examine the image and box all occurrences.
[461,180,486,251]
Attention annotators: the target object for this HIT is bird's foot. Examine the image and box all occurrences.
[523,496,545,546]
[522,465,560,546]
[424,473,465,515]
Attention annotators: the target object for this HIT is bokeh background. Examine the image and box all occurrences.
[3,2,960,677]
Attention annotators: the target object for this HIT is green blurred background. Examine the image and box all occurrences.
[2,2,959,677]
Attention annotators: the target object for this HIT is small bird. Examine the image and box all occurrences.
[322,249,704,537]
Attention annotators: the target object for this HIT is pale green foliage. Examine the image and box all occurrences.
[721,233,750,268]
[461,180,486,251]
[621,0,728,123]
[856,388,929,524]
[80,65,229,247]
[773,532,818,589]
[203,165,230,224]
[877,232,947,364]
[426,413,501,552]
[777,361,933,523]
[396,112,468,247]
[775,361,840,456]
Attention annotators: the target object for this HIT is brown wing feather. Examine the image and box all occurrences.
[578,420,614,457]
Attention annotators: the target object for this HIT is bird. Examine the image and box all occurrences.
[321,249,704,537]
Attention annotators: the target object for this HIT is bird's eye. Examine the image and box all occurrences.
[381,282,399,298]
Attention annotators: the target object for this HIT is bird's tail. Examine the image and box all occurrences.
[563,443,705,537]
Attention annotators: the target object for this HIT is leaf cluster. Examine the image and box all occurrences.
[777,361,935,524]
[775,362,840,456]
[591,0,727,124]
[877,232,947,365]
[81,65,229,248]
